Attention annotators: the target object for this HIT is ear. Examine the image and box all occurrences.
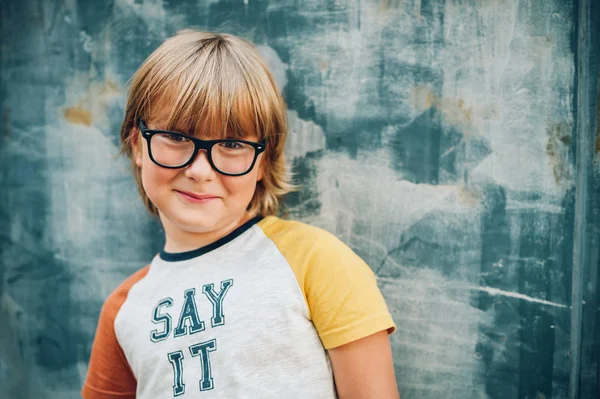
[130,127,143,167]
[256,155,264,182]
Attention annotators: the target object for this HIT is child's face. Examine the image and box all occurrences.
[133,111,264,238]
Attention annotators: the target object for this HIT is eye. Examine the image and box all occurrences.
[168,134,186,142]
[218,141,245,150]
[157,133,187,143]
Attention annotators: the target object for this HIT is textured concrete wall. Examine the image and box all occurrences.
[0,0,598,398]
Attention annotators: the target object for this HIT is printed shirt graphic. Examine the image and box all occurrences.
[82,216,396,399]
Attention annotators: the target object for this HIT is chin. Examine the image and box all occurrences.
[172,214,222,233]
[175,208,248,233]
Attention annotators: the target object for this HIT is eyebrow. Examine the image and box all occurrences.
[148,119,169,127]
[148,118,251,140]
[149,120,188,132]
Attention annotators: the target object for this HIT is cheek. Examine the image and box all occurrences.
[220,173,260,200]
[140,159,177,199]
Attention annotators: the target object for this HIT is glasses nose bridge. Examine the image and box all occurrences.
[190,138,215,161]
[187,138,215,168]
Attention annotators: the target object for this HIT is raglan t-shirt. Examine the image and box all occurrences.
[82,216,396,399]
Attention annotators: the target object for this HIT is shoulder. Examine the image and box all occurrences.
[258,217,395,348]
[257,216,373,294]
[257,215,354,259]
[101,265,151,320]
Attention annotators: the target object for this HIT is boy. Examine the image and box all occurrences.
[82,30,399,399]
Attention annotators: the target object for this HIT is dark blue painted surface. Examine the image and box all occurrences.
[0,0,598,398]
[575,1,600,398]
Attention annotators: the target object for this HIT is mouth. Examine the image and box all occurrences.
[175,190,220,203]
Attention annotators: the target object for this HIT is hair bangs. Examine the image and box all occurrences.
[144,39,272,142]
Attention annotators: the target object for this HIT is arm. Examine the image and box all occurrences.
[262,221,398,397]
[329,330,399,399]
[82,298,137,399]
[81,268,150,399]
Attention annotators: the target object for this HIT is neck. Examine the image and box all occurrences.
[161,212,255,253]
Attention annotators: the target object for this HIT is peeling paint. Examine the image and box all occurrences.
[286,110,327,160]
[411,86,490,132]
[257,44,288,91]
[545,121,574,186]
[79,31,93,53]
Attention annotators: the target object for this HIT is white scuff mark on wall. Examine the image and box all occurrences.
[468,286,567,308]
[286,110,327,159]
[119,0,166,19]
[115,0,185,37]
[257,44,288,92]
[378,276,568,309]
[440,0,574,197]
[48,70,156,303]
[256,44,327,160]
[378,268,490,399]
[276,0,439,133]
[281,0,574,198]
[280,0,395,122]
[45,118,130,260]
[504,199,565,214]
[471,146,561,194]
[310,150,481,242]
[79,31,93,53]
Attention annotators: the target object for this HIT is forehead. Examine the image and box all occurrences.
[147,106,177,129]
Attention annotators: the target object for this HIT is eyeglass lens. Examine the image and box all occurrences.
[150,133,257,174]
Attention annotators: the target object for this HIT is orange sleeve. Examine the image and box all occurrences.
[82,266,150,399]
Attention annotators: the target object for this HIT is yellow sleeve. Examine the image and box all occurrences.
[259,216,396,349]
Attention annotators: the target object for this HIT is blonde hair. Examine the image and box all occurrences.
[120,29,295,217]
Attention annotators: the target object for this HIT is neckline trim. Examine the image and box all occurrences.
[159,216,263,262]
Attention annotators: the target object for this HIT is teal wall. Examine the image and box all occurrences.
[1,0,598,398]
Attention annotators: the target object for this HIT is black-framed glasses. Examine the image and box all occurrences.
[138,119,266,176]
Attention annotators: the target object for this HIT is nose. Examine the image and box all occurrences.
[183,150,216,181]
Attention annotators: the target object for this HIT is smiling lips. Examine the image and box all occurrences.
[175,190,219,203]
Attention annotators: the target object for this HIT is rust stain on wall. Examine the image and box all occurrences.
[545,121,573,186]
[411,86,490,133]
[379,0,402,12]
[456,186,481,207]
[105,79,119,93]
[64,107,92,126]
[319,59,329,71]
[62,79,122,127]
